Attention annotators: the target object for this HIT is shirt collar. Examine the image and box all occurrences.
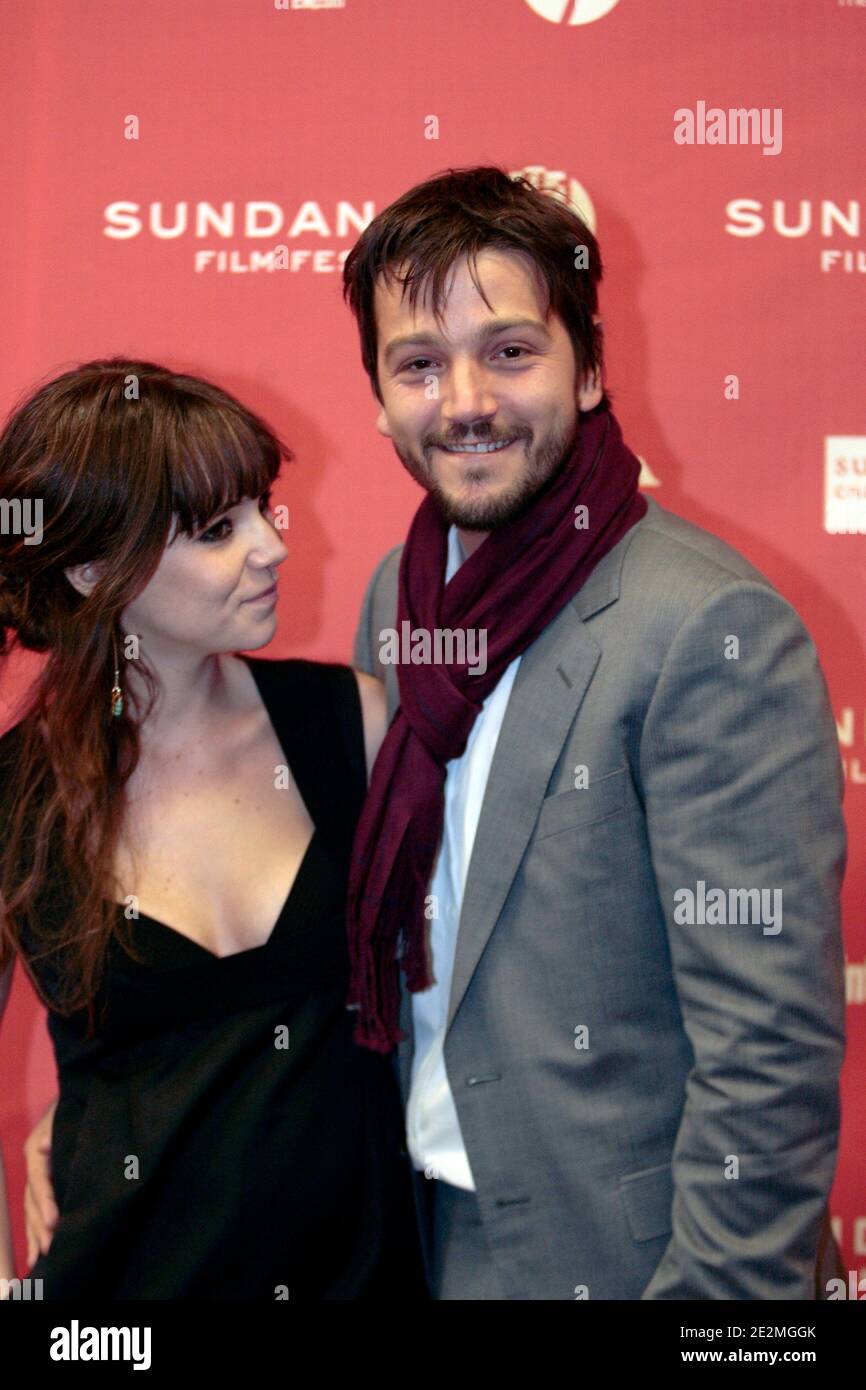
[445,524,468,584]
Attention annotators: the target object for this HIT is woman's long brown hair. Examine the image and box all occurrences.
[0,359,291,1035]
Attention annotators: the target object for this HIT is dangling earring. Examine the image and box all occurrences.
[110,633,124,718]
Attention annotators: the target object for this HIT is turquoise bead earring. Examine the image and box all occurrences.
[110,634,123,718]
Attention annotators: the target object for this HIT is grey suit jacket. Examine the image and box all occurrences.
[352,495,847,1300]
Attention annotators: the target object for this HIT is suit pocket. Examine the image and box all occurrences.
[532,765,628,843]
[617,1161,673,1243]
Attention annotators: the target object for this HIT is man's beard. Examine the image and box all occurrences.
[393,417,581,531]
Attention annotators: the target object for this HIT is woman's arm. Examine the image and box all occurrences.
[0,1157,14,1287]
[353,670,389,784]
[0,954,59,1285]
[1,1094,57,1291]
[23,1100,57,1269]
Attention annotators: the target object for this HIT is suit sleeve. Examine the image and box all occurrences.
[352,545,401,680]
[637,578,847,1300]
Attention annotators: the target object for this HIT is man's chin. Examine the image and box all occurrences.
[430,483,536,532]
[396,436,575,530]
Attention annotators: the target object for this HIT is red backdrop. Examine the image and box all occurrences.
[1,0,863,1285]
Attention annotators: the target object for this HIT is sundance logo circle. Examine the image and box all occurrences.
[511,166,597,232]
[525,0,620,24]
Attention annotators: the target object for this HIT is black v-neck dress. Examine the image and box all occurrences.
[8,657,427,1300]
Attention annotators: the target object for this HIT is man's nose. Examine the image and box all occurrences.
[440,358,498,424]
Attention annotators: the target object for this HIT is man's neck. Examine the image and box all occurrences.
[456,527,488,559]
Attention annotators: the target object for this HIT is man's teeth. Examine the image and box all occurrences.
[443,439,515,454]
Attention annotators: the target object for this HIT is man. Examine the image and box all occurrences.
[341,165,847,1299]
[25,165,846,1300]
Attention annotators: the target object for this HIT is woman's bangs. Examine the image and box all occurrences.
[169,410,283,536]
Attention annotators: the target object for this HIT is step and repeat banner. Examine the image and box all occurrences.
[0,0,863,1290]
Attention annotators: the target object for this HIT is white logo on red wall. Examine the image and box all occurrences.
[102,199,374,274]
[525,0,621,23]
[837,703,866,786]
[825,436,866,535]
[725,199,865,273]
[636,456,660,489]
[848,958,866,1004]
[510,165,597,232]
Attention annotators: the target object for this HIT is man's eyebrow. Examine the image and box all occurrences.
[382,317,550,365]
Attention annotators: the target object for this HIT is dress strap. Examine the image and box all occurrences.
[242,657,368,840]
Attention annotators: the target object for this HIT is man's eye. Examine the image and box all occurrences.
[401,347,528,373]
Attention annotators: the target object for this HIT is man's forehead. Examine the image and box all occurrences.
[373,249,549,336]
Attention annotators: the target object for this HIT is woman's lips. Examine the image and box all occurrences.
[243,582,278,603]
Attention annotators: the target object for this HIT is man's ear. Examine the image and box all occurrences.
[63,560,104,599]
[577,370,603,412]
[577,315,604,410]
[375,401,393,440]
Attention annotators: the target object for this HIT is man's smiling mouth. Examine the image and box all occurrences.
[437,438,517,455]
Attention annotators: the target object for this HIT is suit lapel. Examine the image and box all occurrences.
[446,538,627,1033]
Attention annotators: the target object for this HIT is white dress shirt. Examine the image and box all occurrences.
[405,525,521,1190]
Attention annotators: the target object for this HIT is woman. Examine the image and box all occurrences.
[0,358,428,1299]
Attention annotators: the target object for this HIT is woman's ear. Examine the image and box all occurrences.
[63,561,104,598]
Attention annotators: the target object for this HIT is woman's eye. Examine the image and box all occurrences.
[198,517,232,543]
[198,491,272,542]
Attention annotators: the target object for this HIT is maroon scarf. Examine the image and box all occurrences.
[346,407,648,1052]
